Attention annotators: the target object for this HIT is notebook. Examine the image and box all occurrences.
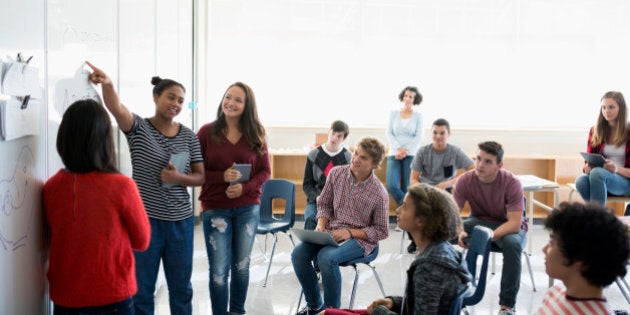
[292,229,348,247]
[580,152,606,168]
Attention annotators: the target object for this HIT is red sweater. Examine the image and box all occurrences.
[197,122,271,210]
[44,170,151,307]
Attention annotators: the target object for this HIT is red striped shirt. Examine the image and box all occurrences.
[535,285,613,315]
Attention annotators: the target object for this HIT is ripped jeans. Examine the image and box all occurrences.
[202,205,259,315]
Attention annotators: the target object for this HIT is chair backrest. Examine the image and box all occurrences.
[259,178,296,227]
[448,286,471,315]
[462,225,493,307]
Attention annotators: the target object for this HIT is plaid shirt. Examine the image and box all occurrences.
[586,126,630,168]
[317,165,389,256]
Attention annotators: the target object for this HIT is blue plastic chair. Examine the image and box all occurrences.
[256,178,296,287]
[448,285,471,315]
[461,226,493,314]
[341,246,387,309]
[296,246,386,309]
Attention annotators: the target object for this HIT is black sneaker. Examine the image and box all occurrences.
[407,242,417,254]
[296,306,325,315]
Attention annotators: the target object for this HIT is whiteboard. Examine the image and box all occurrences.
[1,0,193,313]
[0,0,48,314]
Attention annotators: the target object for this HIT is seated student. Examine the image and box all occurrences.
[322,183,471,315]
[303,120,352,230]
[535,202,630,315]
[292,137,390,315]
[576,91,630,206]
[44,99,151,315]
[404,118,473,253]
[453,141,525,315]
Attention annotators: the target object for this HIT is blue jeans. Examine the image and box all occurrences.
[576,167,630,204]
[134,217,194,315]
[202,205,260,315]
[291,239,364,309]
[463,217,525,309]
[386,155,413,205]
[54,298,134,315]
[303,201,318,230]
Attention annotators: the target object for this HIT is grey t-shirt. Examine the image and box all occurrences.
[410,144,473,186]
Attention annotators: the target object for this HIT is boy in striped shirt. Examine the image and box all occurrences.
[535,202,630,315]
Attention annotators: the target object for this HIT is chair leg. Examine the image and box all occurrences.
[349,265,360,309]
[289,232,296,247]
[522,250,536,291]
[369,264,386,297]
[262,233,278,287]
[491,252,496,275]
[297,289,304,311]
[255,235,265,258]
[616,277,630,304]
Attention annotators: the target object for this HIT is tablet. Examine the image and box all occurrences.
[231,163,252,185]
[163,152,189,188]
[292,229,348,247]
[580,152,606,168]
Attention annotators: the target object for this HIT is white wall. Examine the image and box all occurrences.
[197,0,630,134]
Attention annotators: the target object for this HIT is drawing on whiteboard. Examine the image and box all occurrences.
[54,64,103,115]
[0,145,36,251]
[62,25,114,45]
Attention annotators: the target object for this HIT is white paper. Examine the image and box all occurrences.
[1,62,41,98]
[1,97,40,141]
[53,64,103,114]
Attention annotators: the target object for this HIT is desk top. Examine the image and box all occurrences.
[516,174,560,190]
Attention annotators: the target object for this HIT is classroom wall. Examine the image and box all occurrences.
[196,0,630,134]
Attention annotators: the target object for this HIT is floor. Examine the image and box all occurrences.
[153,220,630,315]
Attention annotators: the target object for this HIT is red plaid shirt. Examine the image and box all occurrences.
[317,165,390,256]
[586,126,630,168]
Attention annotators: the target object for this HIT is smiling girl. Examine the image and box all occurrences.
[87,62,205,314]
[196,82,270,315]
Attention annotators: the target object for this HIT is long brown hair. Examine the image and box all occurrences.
[592,91,627,147]
[211,82,266,155]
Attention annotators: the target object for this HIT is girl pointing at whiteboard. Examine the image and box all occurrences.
[86,61,204,315]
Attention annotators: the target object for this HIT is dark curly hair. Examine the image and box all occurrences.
[398,86,422,105]
[406,183,462,242]
[544,202,630,287]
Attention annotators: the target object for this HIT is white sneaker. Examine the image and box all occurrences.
[497,309,515,315]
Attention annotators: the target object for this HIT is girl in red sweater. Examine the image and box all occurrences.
[44,100,151,314]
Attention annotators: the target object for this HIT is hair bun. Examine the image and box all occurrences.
[151,76,162,86]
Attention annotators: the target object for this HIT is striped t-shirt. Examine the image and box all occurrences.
[535,285,614,315]
[125,114,203,221]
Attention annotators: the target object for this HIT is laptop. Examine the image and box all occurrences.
[292,229,348,247]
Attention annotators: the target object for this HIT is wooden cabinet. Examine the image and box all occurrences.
[269,152,585,218]
[269,153,308,214]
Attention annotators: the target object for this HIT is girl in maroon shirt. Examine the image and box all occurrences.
[197,82,270,315]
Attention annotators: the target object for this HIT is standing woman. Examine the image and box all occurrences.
[386,86,424,206]
[576,91,630,205]
[386,86,423,252]
[197,82,271,315]
[86,62,205,315]
[45,100,151,315]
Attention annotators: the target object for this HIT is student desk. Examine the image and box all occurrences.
[516,175,560,254]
